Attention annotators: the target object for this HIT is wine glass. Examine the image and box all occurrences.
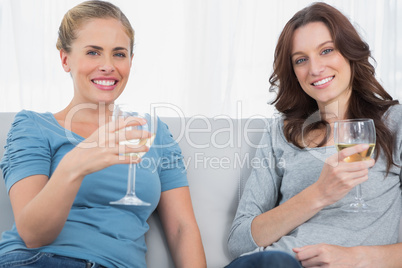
[110,104,157,206]
[334,119,376,212]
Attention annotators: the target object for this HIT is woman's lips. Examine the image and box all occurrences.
[93,79,116,86]
[92,79,118,91]
[311,76,334,87]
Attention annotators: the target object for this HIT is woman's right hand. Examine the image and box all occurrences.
[313,144,375,207]
[250,144,375,248]
[10,116,150,248]
[62,116,151,177]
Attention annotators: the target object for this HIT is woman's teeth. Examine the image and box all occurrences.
[313,76,334,86]
[93,80,116,86]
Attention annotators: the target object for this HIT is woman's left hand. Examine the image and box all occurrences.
[293,244,366,268]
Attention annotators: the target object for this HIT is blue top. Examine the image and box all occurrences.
[0,110,188,267]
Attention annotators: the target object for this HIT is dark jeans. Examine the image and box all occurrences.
[0,250,107,268]
[226,251,302,268]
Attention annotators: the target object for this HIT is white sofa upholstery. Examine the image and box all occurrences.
[0,112,401,267]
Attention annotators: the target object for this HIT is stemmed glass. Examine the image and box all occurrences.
[110,104,157,206]
[334,119,376,212]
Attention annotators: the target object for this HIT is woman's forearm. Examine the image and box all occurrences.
[251,184,326,247]
[158,187,206,268]
[11,120,135,248]
[12,158,84,248]
[170,224,206,268]
[355,243,402,267]
[252,147,375,248]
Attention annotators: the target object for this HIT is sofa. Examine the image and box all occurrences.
[0,112,401,268]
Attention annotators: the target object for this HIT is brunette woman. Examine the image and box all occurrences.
[227,3,402,267]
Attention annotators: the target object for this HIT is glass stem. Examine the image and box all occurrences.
[355,184,363,202]
[126,162,137,196]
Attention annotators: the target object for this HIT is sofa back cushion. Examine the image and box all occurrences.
[146,117,268,267]
[0,113,16,233]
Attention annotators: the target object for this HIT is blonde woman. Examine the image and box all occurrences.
[0,1,205,267]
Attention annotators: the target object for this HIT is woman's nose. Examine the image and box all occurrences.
[309,57,324,76]
[99,58,115,73]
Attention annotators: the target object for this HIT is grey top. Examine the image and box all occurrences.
[228,105,402,258]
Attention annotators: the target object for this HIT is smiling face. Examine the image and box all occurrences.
[60,18,133,105]
[291,21,352,112]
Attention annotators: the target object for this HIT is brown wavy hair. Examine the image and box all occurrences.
[269,2,398,173]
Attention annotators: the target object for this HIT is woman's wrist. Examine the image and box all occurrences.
[352,245,380,268]
[303,184,331,211]
[56,151,86,183]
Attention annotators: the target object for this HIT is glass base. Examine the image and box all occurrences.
[341,201,373,213]
[110,195,151,206]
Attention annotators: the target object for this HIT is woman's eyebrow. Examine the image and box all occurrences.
[291,40,334,58]
[84,45,128,52]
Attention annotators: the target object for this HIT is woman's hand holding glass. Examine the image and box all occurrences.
[313,144,375,208]
[62,116,150,178]
[334,119,376,212]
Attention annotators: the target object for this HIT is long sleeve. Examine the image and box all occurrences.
[227,122,284,258]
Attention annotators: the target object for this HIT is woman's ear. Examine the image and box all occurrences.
[130,53,134,67]
[60,49,71,72]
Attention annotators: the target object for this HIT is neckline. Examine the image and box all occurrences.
[47,112,85,140]
[277,117,335,151]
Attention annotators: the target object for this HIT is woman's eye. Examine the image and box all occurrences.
[295,58,306,65]
[322,48,334,55]
[114,53,126,58]
[87,51,99,56]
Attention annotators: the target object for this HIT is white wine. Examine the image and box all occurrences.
[120,134,156,157]
[335,143,375,162]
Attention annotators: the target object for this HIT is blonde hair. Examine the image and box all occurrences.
[56,0,134,55]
